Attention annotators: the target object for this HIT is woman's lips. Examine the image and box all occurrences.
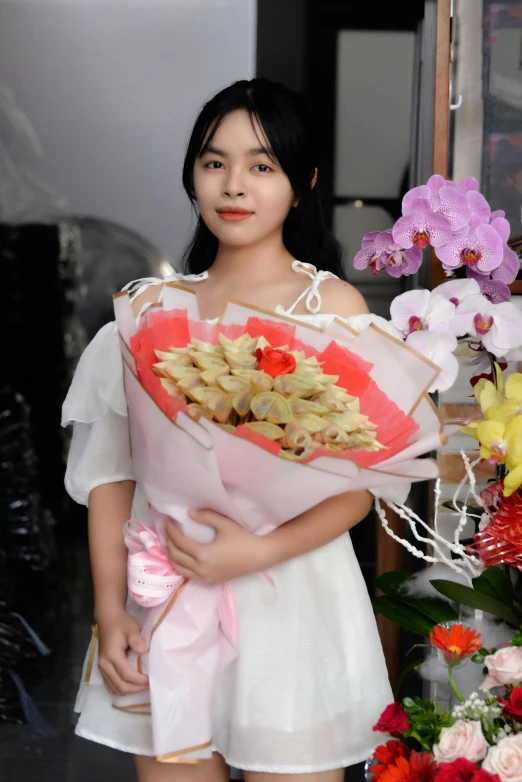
[217,211,253,222]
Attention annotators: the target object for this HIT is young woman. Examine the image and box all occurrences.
[63,78,393,782]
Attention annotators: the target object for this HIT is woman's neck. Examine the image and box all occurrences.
[210,234,296,283]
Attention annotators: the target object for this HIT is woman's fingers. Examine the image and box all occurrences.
[103,661,149,696]
[166,543,198,572]
[166,522,202,558]
[174,563,199,580]
[110,652,149,689]
[101,674,118,696]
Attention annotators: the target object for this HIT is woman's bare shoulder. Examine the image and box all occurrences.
[319,278,369,318]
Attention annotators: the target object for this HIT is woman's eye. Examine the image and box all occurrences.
[205,161,224,169]
[254,164,272,173]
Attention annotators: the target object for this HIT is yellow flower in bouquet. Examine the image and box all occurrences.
[151,333,383,461]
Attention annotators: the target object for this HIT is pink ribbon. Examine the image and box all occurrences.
[124,520,238,644]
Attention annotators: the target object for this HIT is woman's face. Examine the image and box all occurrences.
[193,109,296,247]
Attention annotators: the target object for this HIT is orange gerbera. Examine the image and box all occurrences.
[373,750,436,782]
[429,623,482,663]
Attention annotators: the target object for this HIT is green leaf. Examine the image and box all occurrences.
[401,596,459,625]
[374,571,411,596]
[472,567,514,606]
[470,654,484,664]
[430,579,520,626]
[403,697,416,709]
[375,571,459,624]
[373,596,435,636]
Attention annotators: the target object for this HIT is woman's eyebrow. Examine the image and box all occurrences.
[204,145,273,158]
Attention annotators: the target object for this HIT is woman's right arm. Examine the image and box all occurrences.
[88,480,150,696]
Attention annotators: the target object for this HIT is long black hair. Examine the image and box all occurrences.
[181,78,345,279]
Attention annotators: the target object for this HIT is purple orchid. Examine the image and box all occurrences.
[353,230,422,277]
[402,175,470,232]
[436,223,503,273]
[447,176,480,195]
[465,268,511,303]
[393,198,453,250]
[467,191,491,229]
[489,216,520,284]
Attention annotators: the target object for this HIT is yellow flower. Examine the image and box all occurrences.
[485,373,522,424]
[477,414,522,494]
[473,378,502,413]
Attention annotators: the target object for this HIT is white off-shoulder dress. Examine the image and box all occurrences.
[62,263,396,773]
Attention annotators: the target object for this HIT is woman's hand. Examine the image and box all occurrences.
[96,608,150,697]
[165,510,269,585]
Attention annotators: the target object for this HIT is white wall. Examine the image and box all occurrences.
[0,0,257,264]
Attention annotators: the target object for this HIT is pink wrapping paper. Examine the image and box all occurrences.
[111,285,452,762]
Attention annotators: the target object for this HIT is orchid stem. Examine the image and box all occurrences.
[448,665,465,703]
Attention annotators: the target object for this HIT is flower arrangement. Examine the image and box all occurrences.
[352,176,522,782]
[370,622,522,782]
[354,176,522,395]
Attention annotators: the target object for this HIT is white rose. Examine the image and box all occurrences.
[433,719,489,764]
[483,734,522,782]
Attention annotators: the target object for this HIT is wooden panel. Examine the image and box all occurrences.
[376,506,403,685]
[438,451,495,483]
[440,403,482,423]
[430,0,452,291]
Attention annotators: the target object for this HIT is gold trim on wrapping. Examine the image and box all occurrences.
[219,298,324,332]
[163,281,198,293]
[113,290,129,300]
[368,323,441,376]
[331,317,359,336]
[136,582,189,676]
[113,704,151,715]
[117,581,189,713]
[84,625,99,685]
[408,392,447,445]
[156,741,213,763]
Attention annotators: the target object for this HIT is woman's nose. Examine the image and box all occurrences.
[223,168,246,198]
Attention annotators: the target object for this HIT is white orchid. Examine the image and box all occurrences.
[405,330,459,392]
[432,277,481,307]
[451,294,522,357]
[390,289,456,337]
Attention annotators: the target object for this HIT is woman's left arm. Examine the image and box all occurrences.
[260,489,373,565]
[166,490,373,585]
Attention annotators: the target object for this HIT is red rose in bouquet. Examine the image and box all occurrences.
[499,686,522,722]
[254,346,297,378]
[373,702,411,737]
[435,757,500,782]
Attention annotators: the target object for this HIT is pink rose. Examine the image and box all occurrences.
[480,647,522,691]
[482,734,522,782]
[433,719,489,764]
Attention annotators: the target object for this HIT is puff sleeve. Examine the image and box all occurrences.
[61,321,135,506]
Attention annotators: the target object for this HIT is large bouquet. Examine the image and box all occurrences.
[112,283,450,761]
